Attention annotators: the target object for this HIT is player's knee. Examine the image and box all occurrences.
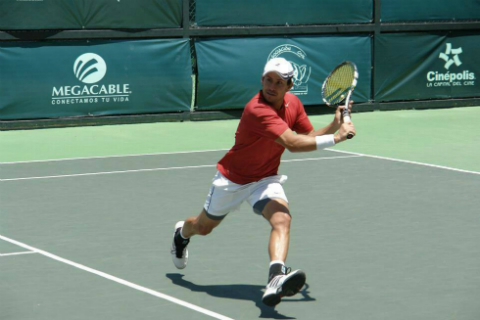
[197,223,214,236]
[281,213,292,228]
[272,211,291,231]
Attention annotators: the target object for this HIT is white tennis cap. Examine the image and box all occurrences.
[262,57,294,80]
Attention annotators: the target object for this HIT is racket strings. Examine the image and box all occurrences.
[324,64,354,104]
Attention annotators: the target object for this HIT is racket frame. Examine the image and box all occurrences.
[321,61,358,138]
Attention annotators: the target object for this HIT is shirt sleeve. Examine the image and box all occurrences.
[292,99,314,134]
[247,104,289,140]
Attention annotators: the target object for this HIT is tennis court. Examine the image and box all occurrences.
[1,108,480,320]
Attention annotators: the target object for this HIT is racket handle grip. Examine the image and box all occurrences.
[343,104,354,139]
[343,114,354,139]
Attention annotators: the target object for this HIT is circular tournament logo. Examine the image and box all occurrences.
[267,44,312,95]
[73,53,107,84]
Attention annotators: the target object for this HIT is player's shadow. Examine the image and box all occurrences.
[166,273,316,319]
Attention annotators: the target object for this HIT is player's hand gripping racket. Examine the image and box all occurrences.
[321,61,358,139]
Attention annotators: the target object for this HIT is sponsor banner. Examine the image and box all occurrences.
[374,33,479,102]
[195,36,371,110]
[381,0,480,22]
[0,39,192,120]
[195,0,372,26]
[0,0,182,30]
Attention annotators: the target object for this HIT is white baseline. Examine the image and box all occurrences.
[0,148,477,175]
[0,156,360,182]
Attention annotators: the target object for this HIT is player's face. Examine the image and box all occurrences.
[261,72,292,107]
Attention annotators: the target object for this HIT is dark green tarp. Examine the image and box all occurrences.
[195,36,371,110]
[375,33,480,102]
[0,39,192,120]
[381,0,480,22]
[0,0,182,30]
[195,0,372,26]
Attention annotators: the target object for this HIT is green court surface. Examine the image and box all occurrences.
[1,107,479,172]
[1,107,479,320]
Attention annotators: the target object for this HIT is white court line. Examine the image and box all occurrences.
[0,251,36,257]
[0,234,235,320]
[0,155,360,182]
[0,164,217,182]
[281,155,361,163]
[327,149,480,175]
[0,149,230,165]
[1,148,478,176]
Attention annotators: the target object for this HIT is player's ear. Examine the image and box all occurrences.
[287,79,294,91]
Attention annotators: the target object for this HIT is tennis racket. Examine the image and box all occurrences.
[321,61,358,139]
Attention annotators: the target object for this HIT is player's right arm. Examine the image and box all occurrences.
[275,123,355,153]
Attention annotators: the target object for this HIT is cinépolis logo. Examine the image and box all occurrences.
[51,53,132,105]
[426,43,476,88]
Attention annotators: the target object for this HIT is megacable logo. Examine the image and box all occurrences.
[73,53,107,84]
[51,53,132,106]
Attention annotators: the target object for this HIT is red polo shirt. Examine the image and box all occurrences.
[217,91,313,184]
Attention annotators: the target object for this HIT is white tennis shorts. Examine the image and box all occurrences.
[203,171,288,220]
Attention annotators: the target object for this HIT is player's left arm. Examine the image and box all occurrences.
[301,101,353,137]
[276,123,354,152]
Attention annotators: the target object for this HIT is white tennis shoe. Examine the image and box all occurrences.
[171,221,189,269]
[262,268,306,307]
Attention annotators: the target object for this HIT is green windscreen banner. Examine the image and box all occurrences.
[195,0,372,26]
[381,0,480,22]
[374,33,480,102]
[195,36,371,110]
[0,39,192,120]
[0,0,182,30]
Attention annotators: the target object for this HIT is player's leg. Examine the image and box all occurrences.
[171,209,223,269]
[259,199,306,306]
[182,208,223,237]
[248,176,306,307]
[261,199,291,262]
[171,171,245,269]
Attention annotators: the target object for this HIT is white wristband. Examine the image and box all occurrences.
[315,134,335,150]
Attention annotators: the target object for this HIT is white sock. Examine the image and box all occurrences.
[179,227,189,239]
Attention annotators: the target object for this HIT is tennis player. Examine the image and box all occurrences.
[171,57,356,307]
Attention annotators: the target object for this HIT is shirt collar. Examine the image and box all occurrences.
[259,90,288,110]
